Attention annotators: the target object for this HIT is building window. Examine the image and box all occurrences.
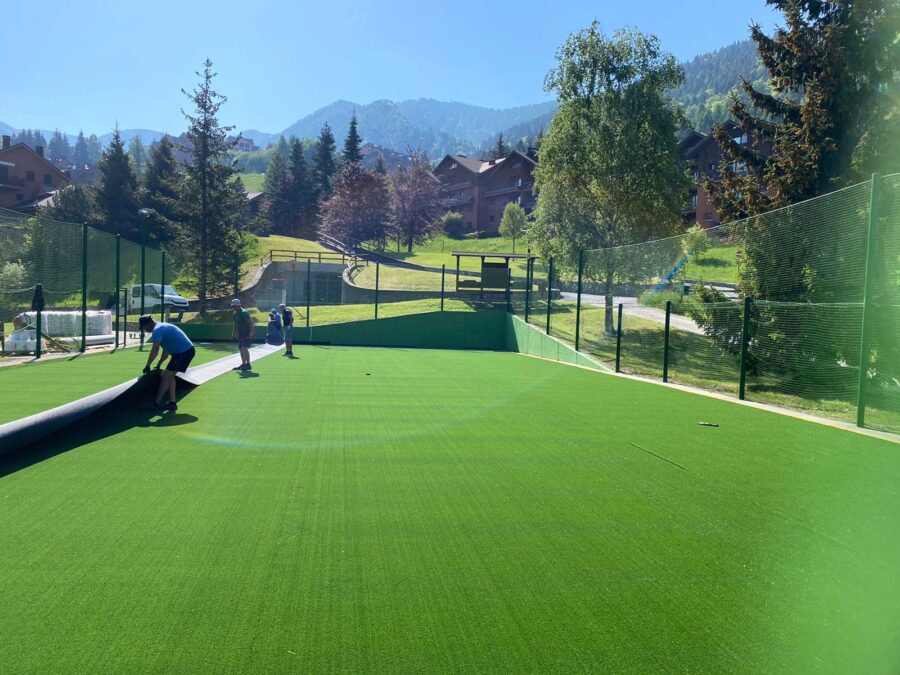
[450,162,457,170]
[731,161,747,175]
[692,168,699,181]
[489,215,495,223]
[44,173,52,186]
[708,163,716,172]
[691,192,698,209]
[26,171,35,182]
[734,133,748,145]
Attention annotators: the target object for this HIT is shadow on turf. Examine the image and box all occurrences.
[0,385,200,479]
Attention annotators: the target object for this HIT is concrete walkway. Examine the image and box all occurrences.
[560,292,705,335]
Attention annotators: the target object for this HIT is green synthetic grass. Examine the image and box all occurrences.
[0,343,233,424]
[0,347,897,672]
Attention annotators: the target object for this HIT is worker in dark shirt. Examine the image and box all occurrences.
[280,303,294,356]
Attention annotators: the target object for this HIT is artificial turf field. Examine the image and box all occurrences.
[0,343,233,424]
[0,346,897,673]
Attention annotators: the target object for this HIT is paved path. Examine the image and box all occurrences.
[560,292,704,335]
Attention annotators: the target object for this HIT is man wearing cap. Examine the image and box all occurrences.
[280,303,294,356]
[139,315,196,411]
[231,299,254,371]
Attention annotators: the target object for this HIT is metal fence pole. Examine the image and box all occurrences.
[857,173,881,427]
[505,267,512,313]
[575,250,584,351]
[160,251,166,322]
[114,235,120,348]
[81,222,88,352]
[306,259,311,329]
[34,284,42,359]
[545,257,553,335]
[615,303,623,373]
[524,258,532,323]
[375,262,380,319]
[139,233,146,351]
[440,264,445,311]
[739,296,752,400]
[663,300,672,383]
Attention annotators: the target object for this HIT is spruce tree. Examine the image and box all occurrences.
[373,155,387,175]
[709,0,900,219]
[142,136,180,242]
[313,122,338,200]
[94,128,140,239]
[262,151,292,233]
[73,131,89,165]
[128,136,148,178]
[87,134,103,164]
[48,130,71,160]
[288,138,316,235]
[492,132,507,160]
[178,58,248,313]
[342,113,363,164]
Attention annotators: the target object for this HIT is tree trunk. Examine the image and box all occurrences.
[604,268,615,335]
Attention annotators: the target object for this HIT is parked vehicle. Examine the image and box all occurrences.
[128,284,189,314]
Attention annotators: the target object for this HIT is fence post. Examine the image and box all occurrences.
[545,257,553,335]
[306,259,311,329]
[160,251,166,322]
[440,264,445,311]
[505,268,512,313]
[34,284,43,359]
[375,262,380,319]
[114,235,120,348]
[455,255,460,292]
[139,230,146,351]
[615,303,623,373]
[663,300,672,383]
[857,173,881,428]
[81,222,88,352]
[524,258,532,323]
[739,296,752,400]
[575,250,584,351]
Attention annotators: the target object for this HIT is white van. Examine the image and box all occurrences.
[128,284,190,313]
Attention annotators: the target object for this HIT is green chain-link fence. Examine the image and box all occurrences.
[0,207,166,354]
[543,174,898,434]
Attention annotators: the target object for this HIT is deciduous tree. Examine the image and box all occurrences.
[390,155,443,252]
[529,23,690,333]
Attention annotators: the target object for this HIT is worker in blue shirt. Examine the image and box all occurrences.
[139,315,196,411]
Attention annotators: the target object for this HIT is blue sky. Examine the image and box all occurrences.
[1,0,779,135]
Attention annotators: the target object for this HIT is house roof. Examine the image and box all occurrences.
[0,143,70,182]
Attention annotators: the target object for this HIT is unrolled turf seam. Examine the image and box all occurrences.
[0,343,282,455]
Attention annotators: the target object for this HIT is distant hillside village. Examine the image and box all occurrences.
[1,122,770,234]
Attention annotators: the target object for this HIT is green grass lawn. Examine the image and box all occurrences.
[683,242,740,285]
[0,344,233,424]
[0,346,896,672]
[374,234,541,278]
[239,172,265,192]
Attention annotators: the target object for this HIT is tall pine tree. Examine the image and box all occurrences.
[313,122,338,200]
[288,138,316,235]
[128,136,148,178]
[342,113,363,164]
[262,151,293,233]
[73,131,89,165]
[142,136,180,243]
[94,128,140,239]
[709,0,900,219]
[178,59,248,313]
